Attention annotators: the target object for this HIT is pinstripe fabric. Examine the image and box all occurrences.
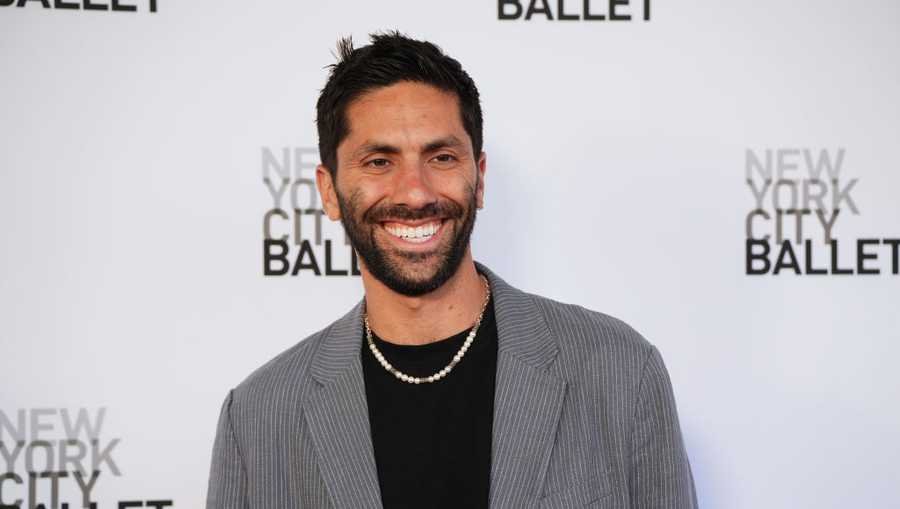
[206,262,697,508]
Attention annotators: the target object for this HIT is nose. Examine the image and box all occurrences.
[388,159,438,211]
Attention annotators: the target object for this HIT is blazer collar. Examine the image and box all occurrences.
[309,261,559,385]
[304,262,566,508]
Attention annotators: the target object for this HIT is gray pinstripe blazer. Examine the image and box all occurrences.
[206,263,697,508]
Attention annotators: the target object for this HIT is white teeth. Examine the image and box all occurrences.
[384,221,441,242]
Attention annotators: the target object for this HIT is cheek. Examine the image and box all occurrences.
[433,171,477,199]
[339,182,387,220]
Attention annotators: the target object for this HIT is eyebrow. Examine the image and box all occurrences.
[352,143,401,160]
[351,136,466,160]
[422,135,465,153]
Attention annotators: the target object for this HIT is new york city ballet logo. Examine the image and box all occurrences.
[261,147,360,277]
[0,408,174,508]
[0,0,158,13]
[498,0,650,21]
[744,148,899,276]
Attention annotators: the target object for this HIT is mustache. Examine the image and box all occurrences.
[364,200,464,224]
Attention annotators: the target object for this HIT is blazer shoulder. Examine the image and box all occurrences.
[528,292,655,361]
[229,322,333,406]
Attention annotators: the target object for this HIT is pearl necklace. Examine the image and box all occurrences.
[364,275,491,384]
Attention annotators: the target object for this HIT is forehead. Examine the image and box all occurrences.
[341,81,468,152]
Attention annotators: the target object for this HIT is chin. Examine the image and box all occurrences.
[390,261,444,285]
[370,257,453,296]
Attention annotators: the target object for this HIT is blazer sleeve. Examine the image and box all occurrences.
[206,389,249,509]
[628,346,698,509]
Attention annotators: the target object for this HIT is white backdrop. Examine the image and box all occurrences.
[2,1,899,507]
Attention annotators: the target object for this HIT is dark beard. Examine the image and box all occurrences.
[335,186,477,297]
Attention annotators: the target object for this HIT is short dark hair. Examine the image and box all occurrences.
[315,31,483,176]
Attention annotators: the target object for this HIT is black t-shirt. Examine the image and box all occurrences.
[361,296,498,509]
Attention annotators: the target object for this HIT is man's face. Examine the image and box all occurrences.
[317,81,486,296]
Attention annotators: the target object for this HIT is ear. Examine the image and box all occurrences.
[475,151,487,209]
[316,164,342,220]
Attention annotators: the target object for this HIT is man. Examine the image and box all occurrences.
[207,32,697,509]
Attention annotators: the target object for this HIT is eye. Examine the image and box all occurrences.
[365,158,391,168]
[432,153,457,164]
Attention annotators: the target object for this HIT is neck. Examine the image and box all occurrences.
[361,251,486,346]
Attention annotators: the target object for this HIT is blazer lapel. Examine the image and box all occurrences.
[302,262,565,509]
[478,263,567,508]
[304,300,383,509]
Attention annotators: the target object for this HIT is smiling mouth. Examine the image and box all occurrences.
[380,219,445,244]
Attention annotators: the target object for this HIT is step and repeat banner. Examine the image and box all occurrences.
[2,1,898,508]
